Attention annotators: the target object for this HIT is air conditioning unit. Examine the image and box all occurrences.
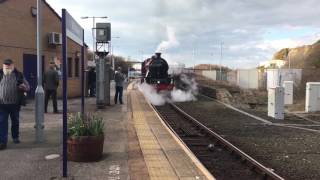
[48,32,62,45]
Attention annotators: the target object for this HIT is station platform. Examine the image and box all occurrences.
[128,82,214,180]
[0,81,214,180]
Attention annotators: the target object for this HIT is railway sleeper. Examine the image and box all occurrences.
[184,141,210,147]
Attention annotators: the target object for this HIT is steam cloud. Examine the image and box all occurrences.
[156,26,180,52]
[171,74,198,102]
[138,83,166,106]
[138,74,198,105]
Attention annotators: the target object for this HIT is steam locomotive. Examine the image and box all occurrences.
[141,53,174,91]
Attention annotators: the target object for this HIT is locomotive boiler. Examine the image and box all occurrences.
[141,53,174,91]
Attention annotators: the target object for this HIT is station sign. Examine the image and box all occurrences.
[65,11,83,45]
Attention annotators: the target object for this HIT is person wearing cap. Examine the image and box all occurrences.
[0,59,29,150]
[114,67,125,104]
[43,61,59,113]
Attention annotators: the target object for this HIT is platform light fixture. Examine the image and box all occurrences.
[75,51,81,58]
[31,7,37,17]
[80,16,108,58]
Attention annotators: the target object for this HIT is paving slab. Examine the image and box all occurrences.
[1,81,214,180]
[0,82,136,180]
[130,88,214,180]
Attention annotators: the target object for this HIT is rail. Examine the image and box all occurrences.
[167,102,285,180]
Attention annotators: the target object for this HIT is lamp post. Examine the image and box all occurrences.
[111,36,120,70]
[35,0,44,143]
[80,16,108,57]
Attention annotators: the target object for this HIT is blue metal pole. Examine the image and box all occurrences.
[81,29,85,116]
[62,9,68,178]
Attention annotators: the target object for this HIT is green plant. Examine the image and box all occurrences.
[68,113,104,137]
[313,58,320,68]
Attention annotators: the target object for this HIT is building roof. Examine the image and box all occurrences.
[43,0,61,20]
[259,59,285,68]
[43,0,88,47]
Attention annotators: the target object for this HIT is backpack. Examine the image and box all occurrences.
[0,69,29,106]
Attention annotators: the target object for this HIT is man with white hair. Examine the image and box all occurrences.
[0,59,29,150]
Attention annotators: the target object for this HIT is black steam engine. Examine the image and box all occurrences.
[141,53,174,91]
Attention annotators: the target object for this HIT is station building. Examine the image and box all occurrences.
[0,0,88,98]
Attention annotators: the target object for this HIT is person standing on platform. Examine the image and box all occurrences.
[0,59,29,150]
[44,61,59,113]
[114,67,125,104]
[88,67,96,97]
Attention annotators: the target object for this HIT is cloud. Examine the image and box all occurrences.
[46,0,320,68]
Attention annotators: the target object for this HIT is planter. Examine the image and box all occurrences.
[67,135,104,162]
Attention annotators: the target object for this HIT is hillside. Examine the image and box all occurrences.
[273,40,320,69]
[194,64,229,71]
[273,40,320,99]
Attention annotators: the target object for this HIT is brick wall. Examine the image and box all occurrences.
[0,0,88,98]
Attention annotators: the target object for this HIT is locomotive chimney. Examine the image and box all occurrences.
[155,52,161,58]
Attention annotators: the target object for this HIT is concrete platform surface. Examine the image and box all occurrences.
[129,82,214,180]
[0,83,134,180]
[0,81,214,180]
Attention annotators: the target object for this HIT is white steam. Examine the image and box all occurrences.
[171,74,198,102]
[138,83,166,106]
[180,74,198,94]
[170,89,197,102]
[156,26,180,52]
[168,62,186,75]
[138,74,198,106]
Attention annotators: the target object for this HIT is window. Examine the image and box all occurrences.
[68,57,72,77]
[75,58,80,77]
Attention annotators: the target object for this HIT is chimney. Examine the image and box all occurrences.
[155,52,161,58]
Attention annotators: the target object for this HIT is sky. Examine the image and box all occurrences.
[46,0,320,69]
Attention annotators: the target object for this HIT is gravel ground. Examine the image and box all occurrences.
[229,102,320,131]
[176,99,320,180]
[238,107,315,124]
[156,104,260,180]
[302,114,320,122]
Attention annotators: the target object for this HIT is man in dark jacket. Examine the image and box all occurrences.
[44,61,59,113]
[88,67,96,97]
[0,59,29,150]
[114,67,125,104]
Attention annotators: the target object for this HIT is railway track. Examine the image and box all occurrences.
[200,94,320,133]
[153,103,284,180]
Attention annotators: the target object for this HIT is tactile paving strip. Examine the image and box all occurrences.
[130,90,211,180]
[131,91,178,179]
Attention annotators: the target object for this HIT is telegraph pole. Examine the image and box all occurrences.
[220,42,223,80]
[210,52,213,71]
[192,48,195,72]
[35,0,45,143]
[288,50,291,69]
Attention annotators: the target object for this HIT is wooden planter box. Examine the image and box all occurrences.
[67,135,104,162]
